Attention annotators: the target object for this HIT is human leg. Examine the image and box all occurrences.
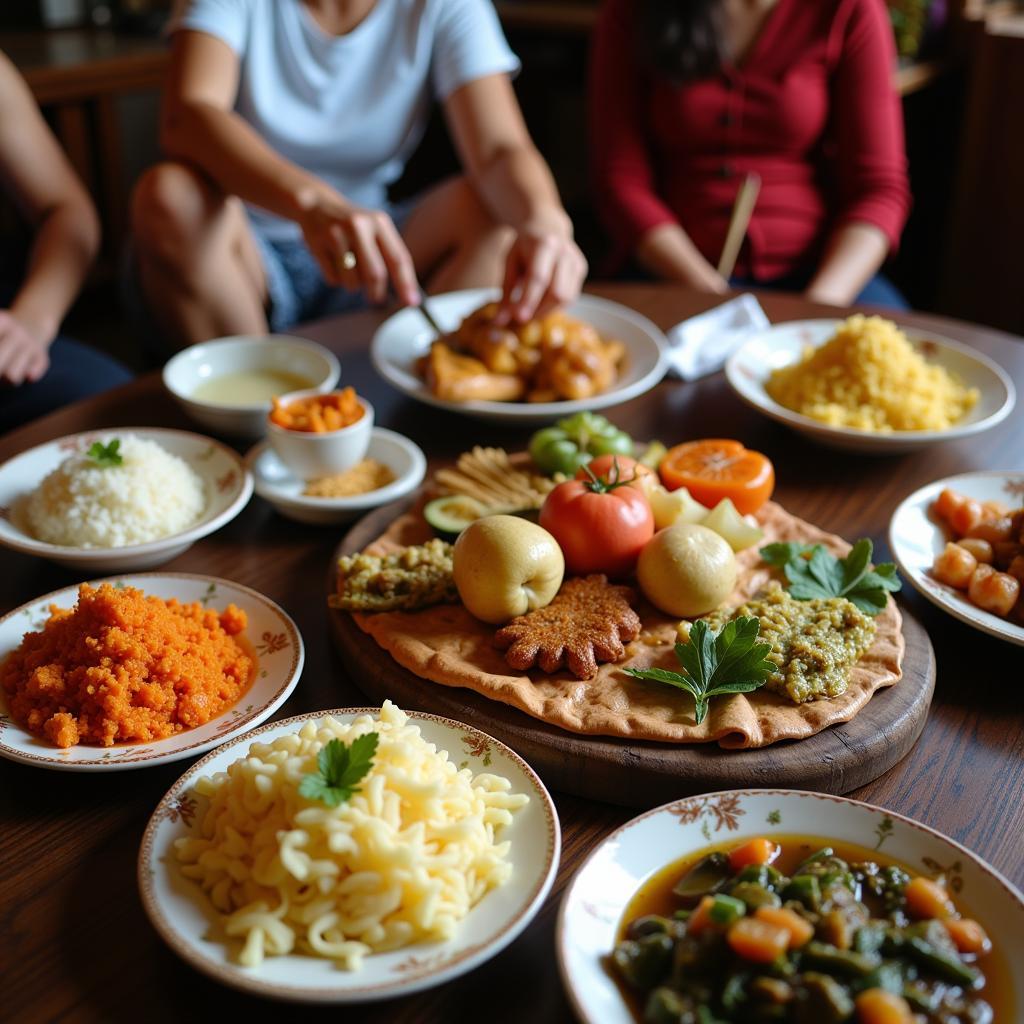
[0,335,132,433]
[853,273,909,311]
[130,162,269,349]
[400,177,514,294]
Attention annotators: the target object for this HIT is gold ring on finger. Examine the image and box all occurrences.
[340,250,357,271]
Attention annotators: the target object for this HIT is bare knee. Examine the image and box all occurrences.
[131,162,224,270]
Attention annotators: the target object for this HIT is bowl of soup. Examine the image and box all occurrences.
[163,335,341,438]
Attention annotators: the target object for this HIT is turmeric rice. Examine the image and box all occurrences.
[766,315,979,432]
[0,583,253,748]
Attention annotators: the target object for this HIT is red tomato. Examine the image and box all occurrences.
[576,455,654,493]
[540,474,654,577]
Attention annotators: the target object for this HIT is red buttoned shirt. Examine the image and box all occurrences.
[589,0,911,280]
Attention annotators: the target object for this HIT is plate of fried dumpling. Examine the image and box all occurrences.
[370,289,668,425]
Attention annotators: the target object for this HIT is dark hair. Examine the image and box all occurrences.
[639,0,725,81]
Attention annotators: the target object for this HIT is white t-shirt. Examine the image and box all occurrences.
[174,0,519,240]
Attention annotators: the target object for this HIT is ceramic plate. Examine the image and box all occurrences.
[725,319,1015,454]
[139,708,560,1002]
[371,288,669,425]
[0,428,253,571]
[890,470,1024,647]
[558,789,1023,1024]
[245,427,426,525]
[0,573,303,771]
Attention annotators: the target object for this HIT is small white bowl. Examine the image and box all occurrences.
[266,391,373,481]
[725,318,1016,454]
[558,789,1024,1024]
[246,427,425,525]
[163,335,341,438]
[0,428,253,572]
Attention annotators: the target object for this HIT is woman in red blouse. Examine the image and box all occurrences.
[589,0,911,307]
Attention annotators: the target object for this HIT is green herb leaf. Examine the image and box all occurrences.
[86,439,123,468]
[298,732,378,807]
[760,538,902,616]
[624,617,773,725]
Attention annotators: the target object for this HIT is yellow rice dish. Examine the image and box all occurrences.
[766,315,978,432]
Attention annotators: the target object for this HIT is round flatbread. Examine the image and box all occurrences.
[346,502,904,749]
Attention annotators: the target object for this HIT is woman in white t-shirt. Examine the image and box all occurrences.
[132,0,587,348]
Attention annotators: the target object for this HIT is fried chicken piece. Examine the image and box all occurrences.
[423,341,525,403]
[493,575,641,680]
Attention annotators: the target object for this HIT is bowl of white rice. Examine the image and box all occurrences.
[0,428,253,571]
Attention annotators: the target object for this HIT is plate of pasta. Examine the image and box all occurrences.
[138,701,560,1002]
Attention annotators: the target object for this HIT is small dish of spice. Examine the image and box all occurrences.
[267,387,373,479]
[245,427,426,525]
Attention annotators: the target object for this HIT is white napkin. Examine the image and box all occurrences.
[665,294,770,381]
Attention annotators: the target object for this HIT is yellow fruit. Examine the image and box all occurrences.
[453,514,565,624]
[637,523,737,617]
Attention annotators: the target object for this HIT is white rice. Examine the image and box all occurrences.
[25,435,207,548]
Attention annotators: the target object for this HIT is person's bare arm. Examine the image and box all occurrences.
[804,222,890,306]
[161,30,418,304]
[635,223,729,294]
[444,73,586,322]
[0,51,99,384]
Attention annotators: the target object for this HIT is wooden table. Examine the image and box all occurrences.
[1,284,1022,1023]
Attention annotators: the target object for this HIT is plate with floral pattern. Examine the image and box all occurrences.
[557,789,1024,1023]
[889,471,1024,647]
[0,427,253,572]
[138,707,560,1002]
[0,573,303,770]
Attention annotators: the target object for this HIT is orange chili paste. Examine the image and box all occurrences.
[0,583,253,748]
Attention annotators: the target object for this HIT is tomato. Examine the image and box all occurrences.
[540,471,654,577]
[659,439,774,515]
[575,454,654,492]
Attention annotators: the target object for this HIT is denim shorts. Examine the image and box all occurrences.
[253,198,417,333]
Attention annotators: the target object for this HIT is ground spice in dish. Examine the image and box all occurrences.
[303,459,395,497]
[0,583,253,747]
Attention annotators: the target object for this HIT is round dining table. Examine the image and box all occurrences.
[1,283,1022,1024]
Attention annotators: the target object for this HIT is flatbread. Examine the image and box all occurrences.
[348,501,904,749]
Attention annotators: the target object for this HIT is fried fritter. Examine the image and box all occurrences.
[493,575,641,680]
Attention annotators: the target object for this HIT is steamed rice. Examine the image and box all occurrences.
[766,315,979,432]
[25,435,206,548]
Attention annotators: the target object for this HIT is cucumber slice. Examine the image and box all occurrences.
[423,495,487,538]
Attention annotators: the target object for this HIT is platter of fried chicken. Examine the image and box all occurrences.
[370,288,668,424]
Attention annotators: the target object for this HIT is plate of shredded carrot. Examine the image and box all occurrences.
[0,573,304,771]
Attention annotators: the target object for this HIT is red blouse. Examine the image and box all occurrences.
[589,0,911,281]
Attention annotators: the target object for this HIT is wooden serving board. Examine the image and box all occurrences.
[327,499,936,808]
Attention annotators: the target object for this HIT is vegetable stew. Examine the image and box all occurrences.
[612,835,1008,1023]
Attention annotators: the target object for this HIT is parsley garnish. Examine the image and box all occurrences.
[759,537,901,616]
[86,439,123,468]
[624,617,774,725]
[298,733,378,807]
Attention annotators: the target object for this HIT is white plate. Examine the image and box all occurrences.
[0,428,253,571]
[558,789,1024,1024]
[725,319,1016,454]
[139,708,560,1002]
[889,470,1024,647]
[371,288,669,425]
[246,427,426,525]
[0,573,303,771]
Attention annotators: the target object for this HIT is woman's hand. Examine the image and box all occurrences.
[298,192,420,307]
[0,311,50,385]
[498,212,587,324]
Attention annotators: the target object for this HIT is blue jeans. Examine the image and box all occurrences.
[730,269,909,311]
[0,334,133,434]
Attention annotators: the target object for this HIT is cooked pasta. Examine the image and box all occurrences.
[173,701,528,969]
